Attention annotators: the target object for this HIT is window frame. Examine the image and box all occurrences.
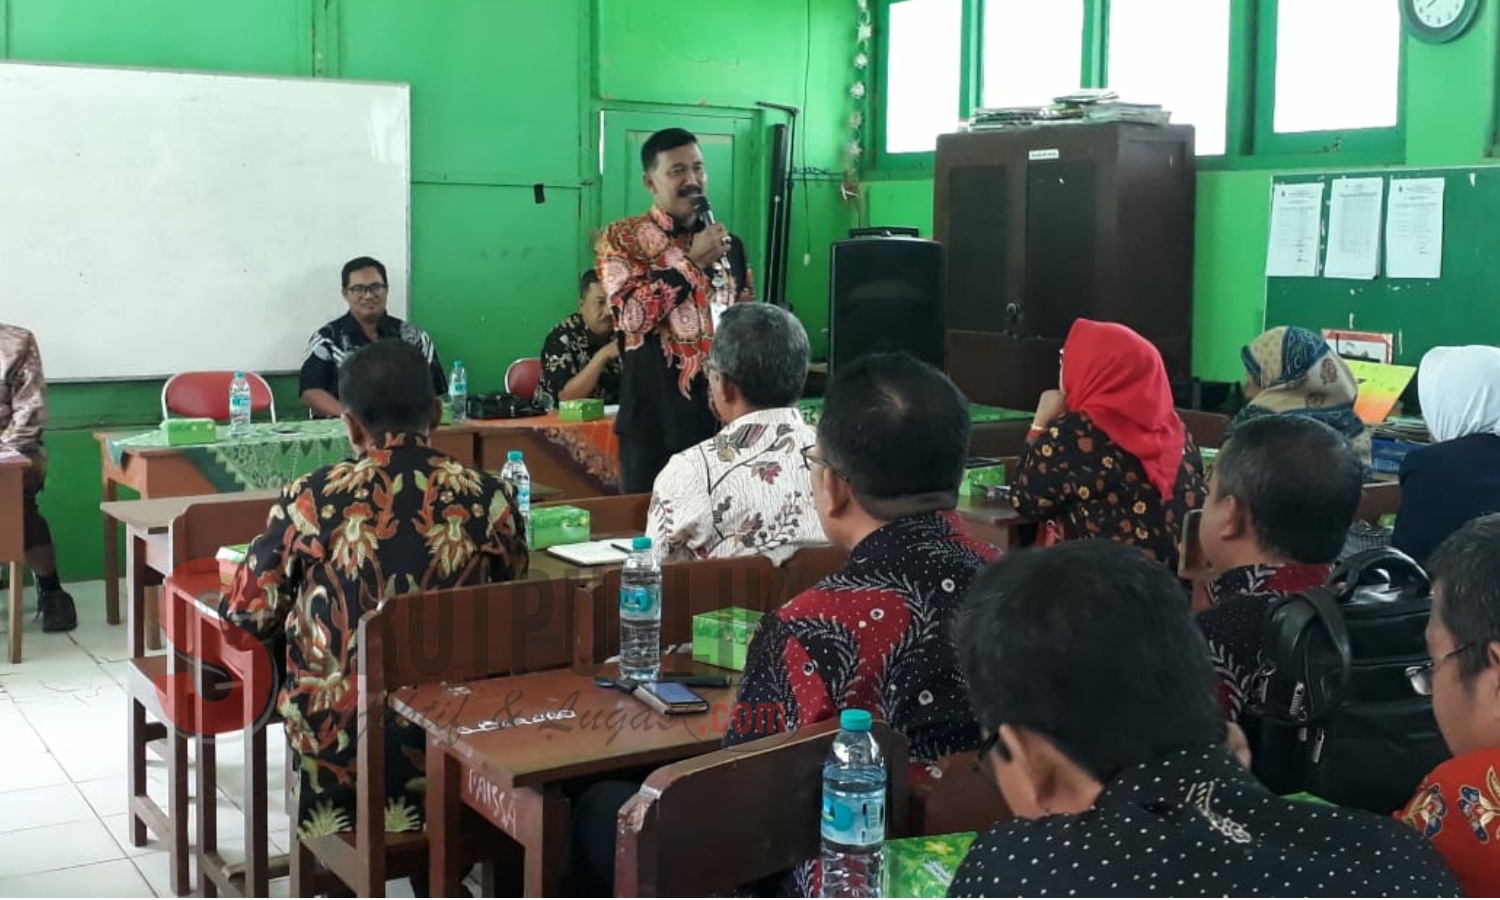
[871,0,1408,176]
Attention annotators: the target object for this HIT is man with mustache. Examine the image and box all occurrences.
[596,128,755,494]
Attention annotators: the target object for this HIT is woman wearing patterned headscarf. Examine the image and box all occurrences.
[1391,345,1500,563]
[1230,326,1372,468]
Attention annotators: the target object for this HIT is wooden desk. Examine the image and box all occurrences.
[472,415,620,498]
[395,660,734,897]
[100,491,279,655]
[96,424,475,630]
[955,495,1030,551]
[2,454,31,663]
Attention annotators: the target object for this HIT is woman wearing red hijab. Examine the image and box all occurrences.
[1010,319,1207,571]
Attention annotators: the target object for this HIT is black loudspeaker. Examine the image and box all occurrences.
[829,236,945,375]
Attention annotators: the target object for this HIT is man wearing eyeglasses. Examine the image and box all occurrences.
[1397,514,1500,896]
[1192,415,1362,729]
[298,256,446,418]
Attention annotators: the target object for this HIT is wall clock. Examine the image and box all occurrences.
[1400,0,1482,43]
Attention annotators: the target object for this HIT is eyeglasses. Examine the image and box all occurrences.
[345,283,388,297]
[800,445,849,481]
[1406,644,1473,696]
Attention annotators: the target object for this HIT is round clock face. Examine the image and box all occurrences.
[1413,0,1469,27]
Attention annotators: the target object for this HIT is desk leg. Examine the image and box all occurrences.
[522,786,568,898]
[427,737,464,899]
[102,475,121,625]
[9,562,24,664]
[198,733,219,898]
[244,722,270,898]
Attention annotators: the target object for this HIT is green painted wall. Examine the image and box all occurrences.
[863,10,1500,385]
[5,0,857,581]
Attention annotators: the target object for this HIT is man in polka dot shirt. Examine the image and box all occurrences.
[949,539,1459,898]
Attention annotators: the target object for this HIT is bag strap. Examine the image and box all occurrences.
[1300,585,1354,714]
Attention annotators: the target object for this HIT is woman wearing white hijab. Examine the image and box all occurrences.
[1391,345,1500,562]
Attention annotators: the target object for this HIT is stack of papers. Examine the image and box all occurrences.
[545,540,637,567]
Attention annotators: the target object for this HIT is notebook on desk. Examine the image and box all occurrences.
[546,540,633,566]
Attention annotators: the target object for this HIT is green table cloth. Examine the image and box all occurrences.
[107,420,354,493]
[796,400,1032,427]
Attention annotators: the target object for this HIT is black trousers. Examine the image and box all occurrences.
[562,780,642,897]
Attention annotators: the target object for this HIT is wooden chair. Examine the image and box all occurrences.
[291,577,578,897]
[573,555,779,669]
[615,718,911,897]
[126,497,273,896]
[1357,481,1401,524]
[1178,408,1230,450]
[909,753,1013,836]
[779,544,847,600]
[532,493,651,536]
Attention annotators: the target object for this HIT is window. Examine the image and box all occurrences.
[980,0,1085,109]
[1271,0,1401,135]
[1106,0,1231,155]
[882,0,964,155]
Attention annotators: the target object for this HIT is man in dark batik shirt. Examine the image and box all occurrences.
[949,539,1458,898]
[596,127,755,494]
[299,256,447,418]
[536,269,620,407]
[563,353,998,898]
[1193,416,1362,725]
[221,340,526,846]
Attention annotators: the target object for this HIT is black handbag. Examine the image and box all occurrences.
[466,392,545,420]
[1245,547,1450,813]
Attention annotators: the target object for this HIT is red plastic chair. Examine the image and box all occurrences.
[160,371,277,422]
[505,357,542,401]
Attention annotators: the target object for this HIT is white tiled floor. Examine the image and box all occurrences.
[0,580,429,898]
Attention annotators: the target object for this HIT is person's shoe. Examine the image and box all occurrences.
[38,589,78,633]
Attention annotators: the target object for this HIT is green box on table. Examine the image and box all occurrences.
[529,505,591,549]
[691,607,763,671]
[559,398,605,422]
[161,418,219,446]
[961,464,1007,499]
[884,832,977,898]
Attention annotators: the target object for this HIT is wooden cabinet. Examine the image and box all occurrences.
[934,123,1196,410]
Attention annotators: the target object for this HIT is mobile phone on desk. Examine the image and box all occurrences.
[633,680,710,715]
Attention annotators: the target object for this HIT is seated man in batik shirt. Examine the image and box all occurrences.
[221,339,526,850]
[536,269,621,407]
[647,303,825,565]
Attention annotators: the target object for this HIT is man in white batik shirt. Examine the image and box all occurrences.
[646,303,826,565]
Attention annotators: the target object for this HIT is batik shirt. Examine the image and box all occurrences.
[0,323,47,473]
[220,433,527,839]
[1010,411,1206,571]
[537,312,621,407]
[722,510,998,896]
[951,746,1460,897]
[646,407,826,565]
[299,312,447,401]
[598,205,753,396]
[1400,749,1500,897]
[1195,562,1332,724]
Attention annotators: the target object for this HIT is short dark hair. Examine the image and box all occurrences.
[1212,416,1362,564]
[1427,514,1500,681]
[579,269,601,297]
[641,128,698,172]
[818,352,970,518]
[957,540,1225,782]
[338,339,435,434]
[709,304,810,409]
[342,256,388,290]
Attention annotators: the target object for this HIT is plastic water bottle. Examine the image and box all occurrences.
[228,371,252,438]
[499,450,531,544]
[450,360,468,422]
[619,536,662,683]
[821,709,886,898]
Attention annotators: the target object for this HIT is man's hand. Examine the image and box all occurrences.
[593,341,620,365]
[688,223,730,271]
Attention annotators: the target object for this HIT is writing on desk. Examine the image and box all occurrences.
[456,708,577,735]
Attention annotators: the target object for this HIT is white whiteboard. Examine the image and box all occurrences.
[0,62,410,381]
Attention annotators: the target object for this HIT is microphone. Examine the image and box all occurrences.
[691,194,716,227]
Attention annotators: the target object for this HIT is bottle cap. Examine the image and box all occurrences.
[631,536,653,552]
[454,360,464,367]
[839,709,873,732]
[233,371,244,378]
[507,450,522,462]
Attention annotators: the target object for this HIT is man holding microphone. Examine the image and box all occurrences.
[596,128,755,494]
